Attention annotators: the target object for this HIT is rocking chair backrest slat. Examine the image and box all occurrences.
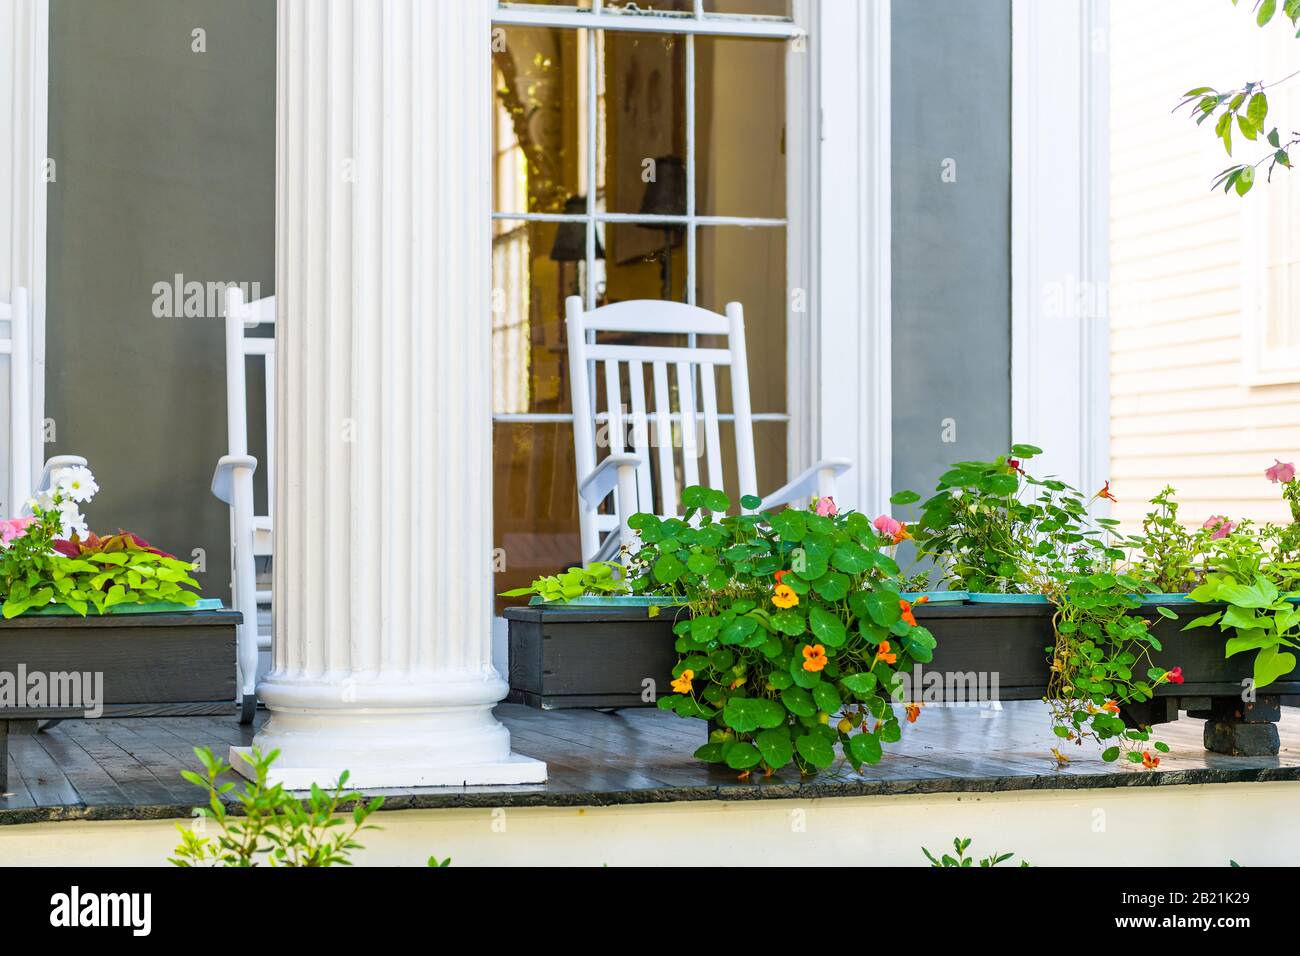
[626,359,654,514]
[566,295,760,563]
[677,361,700,492]
[651,359,676,517]
[698,365,724,492]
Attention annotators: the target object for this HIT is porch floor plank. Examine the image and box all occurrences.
[0,701,1297,825]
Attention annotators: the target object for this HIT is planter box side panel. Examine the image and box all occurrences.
[0,624,235,706]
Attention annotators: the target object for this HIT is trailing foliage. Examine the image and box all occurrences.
[628,487,932,776]
[897,445,1174,764]
[499,561,629,603]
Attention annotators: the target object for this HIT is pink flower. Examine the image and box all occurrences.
[874,514,904,538]
[815,496,839,517]
[1266,459,1296,484]
[1203,515,1235,539]
[0,516,35,546]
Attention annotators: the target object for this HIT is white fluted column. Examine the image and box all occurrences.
[234,0,545,787]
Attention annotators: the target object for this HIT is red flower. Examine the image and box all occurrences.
[1165,666,1184,685]
[1008,458,1023,474]
[1142,751,1160,770]
[1096,481,1117,503]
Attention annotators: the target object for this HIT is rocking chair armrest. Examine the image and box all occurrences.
[757,458,853,512]
[578,453,644,509]
[212,454,259,506]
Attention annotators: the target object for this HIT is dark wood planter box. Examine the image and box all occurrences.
[0,609,240,790]
[505,605,682,709]
[505,600,1295,755]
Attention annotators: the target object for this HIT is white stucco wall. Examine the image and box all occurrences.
[0,782,1293,867]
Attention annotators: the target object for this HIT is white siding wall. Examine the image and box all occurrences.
[1110,0,1298,530]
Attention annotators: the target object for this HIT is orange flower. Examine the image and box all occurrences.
[729,677,745,690]
[1142,751,1160,770]
[1096,480,1117,503]
[774,569,789,586]
[801,644,828,672]
[892,522,913,545]
[899,598,930,629]
[874,640,897,666]
[772,584,799,609]
[670,669,694,694]
[905,702,922,723]
[1102,700,1121,715]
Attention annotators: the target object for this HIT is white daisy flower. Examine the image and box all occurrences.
[55,465,99,504]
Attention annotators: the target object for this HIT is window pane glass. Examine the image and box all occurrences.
[604,221,687,304]
[493,218,602,415]
[599,31,687,215]
[493,421,582,608]
[696,36,786,219]
[493,27,587,214]
[704,0,793,16]
[697,225,786,413]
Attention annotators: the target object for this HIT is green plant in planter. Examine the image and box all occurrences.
[627,486,934,777]
[0,466,201,617]
[498,561,630,603]
[1130,486,1212,593]
[898,446,1175,765]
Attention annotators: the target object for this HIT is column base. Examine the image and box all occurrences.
[236,672,548,789]
[229,746,547,789]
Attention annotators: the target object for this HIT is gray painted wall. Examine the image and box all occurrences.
[46,0,275,598]
[891,0,1012,500]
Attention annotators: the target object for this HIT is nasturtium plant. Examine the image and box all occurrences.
[627,486,932,777]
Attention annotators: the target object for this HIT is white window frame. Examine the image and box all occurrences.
[489,0,892,513]
[1010,0,1110,495]
[2,0,49,505]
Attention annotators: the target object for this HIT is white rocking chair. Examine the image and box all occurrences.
[566,296,852,563]
[1,286,89,517]
[211,286,275,724]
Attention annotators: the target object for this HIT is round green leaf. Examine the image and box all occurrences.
[809,605,847,648]
[740,494,762,510]
[781,686,816,717]
[704,489,732,512]
[771,608,806,636]
[1101,746,1120,762]
[756,728,793,769]
[812,571,850,602]
[1010,443,1043,457]
[795,733,835,769]
[687,553,718,575]
[840,672,878,697]
[831,544,872,574]
[849,731,882,765]
[813,682,841,713]
[653,553,686,584]
[889,490,921,505]
[693,742,727,763]
[724,741,762,770]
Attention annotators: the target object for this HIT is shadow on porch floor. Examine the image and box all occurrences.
[1,702,1298,825]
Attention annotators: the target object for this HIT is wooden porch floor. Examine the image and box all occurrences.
[2,702,1299,825]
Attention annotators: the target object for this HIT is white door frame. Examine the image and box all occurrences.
[811,0,892,517]
[3,0,49,492]
[1011,0,1110,494]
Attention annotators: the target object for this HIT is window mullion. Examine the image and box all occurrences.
[686,32,697,310]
